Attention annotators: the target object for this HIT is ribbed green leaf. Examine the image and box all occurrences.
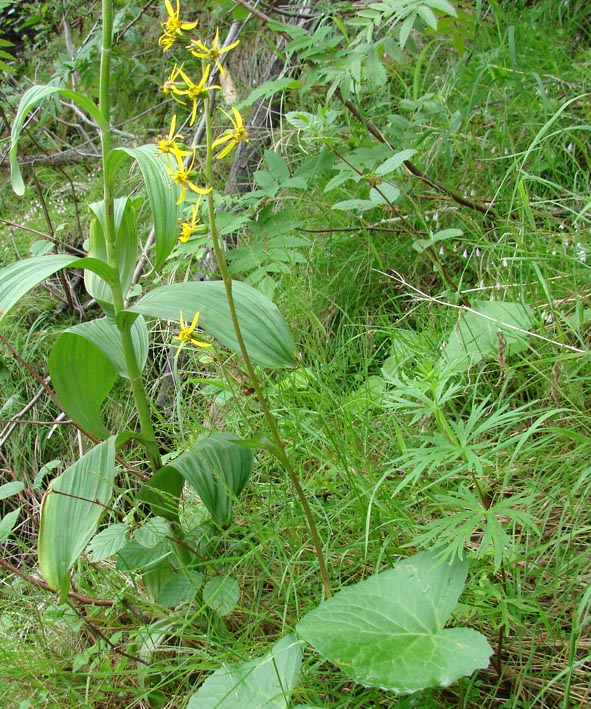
[11,85,106,195]
[130,280,297,369]
[49,331,117,437]
[86,197,139,302]
[107,145,179,269]
[66,315,149,379]
[161,433,254,528]
[0,255,117,323]
[38,438,116,601]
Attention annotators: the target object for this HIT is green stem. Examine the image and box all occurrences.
[203,84,331,598]
[99,0,161,471]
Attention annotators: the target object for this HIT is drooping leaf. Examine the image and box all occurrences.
[11,85,106,195]
[38,438,117,601]
[296,550,493,694]
[0,508,21,544]
[187,635,303,709]
[130,280,296,369]
[161,433,254,528]
[0,481,25,500]
[137,466,185,522]
[442,300,534,373]
[66,315,149,379]
[48,331,118,438]
[0,255,116,323]
[107,145,179,269]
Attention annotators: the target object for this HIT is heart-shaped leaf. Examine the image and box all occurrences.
[296,550,492,694]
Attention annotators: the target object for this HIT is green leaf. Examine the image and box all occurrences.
[187,634,303,709]
[157,570,203,608]
[11,85,106,195]
[130,280,296,369]
[375,149,417,176]
[0,508,21,544]
[38,438,117,600]
[49,331,118,438]
[442,301,534,373]
[107,145,179,270]
[86,197,138,302]
[86,523,129,562]
[116,539,171,572]
[296,550,492,694]
[161,433,253,528]
[135,517,171,548]
[240,78,300,109]
[203,576,240,616]
[66,315,149,379]
[0,255,116,323]
[0,481,25,500]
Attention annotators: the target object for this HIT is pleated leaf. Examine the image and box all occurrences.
[130,280,297,369]
[0,255,116,323]
[49,330,118,437]
[107,145,179,269]
[11,84,106,195]
[296,550,492,694]
[86,197,139,303]
[161,433,254,528]
[66,315,149,379]
[38,437,116,601]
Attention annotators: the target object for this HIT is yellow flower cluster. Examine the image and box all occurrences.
[157,0,249,240]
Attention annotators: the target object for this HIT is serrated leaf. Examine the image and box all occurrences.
[296,550,492,694]
[203,576,240,616]
[86,523,129,562]
[0,508,21,543]
[107,145,179,270]
[117,539,171,572]
[130,280,296,369]
[399,13,417,50]
[369,182,401,205]
[38,438,116,600]
[135,517,171,548]
[375,149,417,176]
[0,481,25,500]
[187,635,303,709]
[332,199,377,212]
[157,570,203,607]
[49,331,117,438]
[425,0,457,16]
[417,4,438,29]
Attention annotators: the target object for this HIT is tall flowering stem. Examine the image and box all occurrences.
[100,0,161,471]
[202,63,332,598]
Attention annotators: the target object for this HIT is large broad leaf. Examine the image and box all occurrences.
[442,300,533,373]
[187,634,303,709]
[0,255,116,323]
[107,145,179,270]
[38,437,116,601]
[48,330,118,437]
[66,315,149,379]
[296,550,493,694]
[158,433,254,528]
[130,280,296,369]
[86,197,138,303]
[11,84,106,195]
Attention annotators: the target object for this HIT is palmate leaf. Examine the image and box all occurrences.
[130,280,297,369]
[38,438,116,601]
[0,255,116,323]
[296,550,492,694]
[187,634,303,709]
[107,145,179,270]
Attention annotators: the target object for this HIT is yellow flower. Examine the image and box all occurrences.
[166,148,211,205]
[156,115,192,162]
[211,106,249,159]
[159,0,198,51]
[161,63,183,96]
[173,64,220,126]
[173,311,212,356]
[188,28,240,77]
[178,199,202,242]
